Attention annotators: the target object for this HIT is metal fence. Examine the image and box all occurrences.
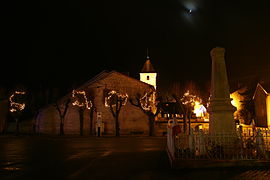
[168,126,270,160]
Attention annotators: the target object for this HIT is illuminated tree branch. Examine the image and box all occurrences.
[72,90,92,110]
[181,90,203,134]
[9,91,26,112]
[9,91,26,135]
[105,90,128,136]
[72,90,92,136]
[130,90,160,136]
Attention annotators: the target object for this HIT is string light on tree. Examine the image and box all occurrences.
[139,91,156,113]
[140,92,151,111]
[181,90,205,118]
[105,90,128,136]
[9,91,26,112]
[9,90,26,135]
[72,90,92,109]
[181,90,199,106]
[105,90,128,107]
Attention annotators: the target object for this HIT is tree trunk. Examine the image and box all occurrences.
[0,99,9,135]
[149,115,155,136]
[2,118,7,135]
[115,114,120,136]
[32,123,36,135]
[15,118,19,136]
[60,117,64,136]
[89,108,94,135]
[183,114,187,133]
[79,108,84,136]
[188,111,191,135]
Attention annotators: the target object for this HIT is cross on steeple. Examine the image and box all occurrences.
[146,48,150,59]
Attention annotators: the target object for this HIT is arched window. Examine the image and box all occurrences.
[147,76,150,80]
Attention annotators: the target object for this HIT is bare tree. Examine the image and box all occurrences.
[172,94,187,132]
[181,91,202,134]
[72,90,92,136]
[105,90,128,136]
[170,81,188,133]
[87,89,96,135]
[130,90,160,136]
[9,91,27,135]
[171,81,202,134]
[54,98,70,136]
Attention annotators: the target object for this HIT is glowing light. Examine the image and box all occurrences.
[72,90,92,109]
[230,93,241,110]
[105,90,128,107]
[267,95,270,127]
[139,91,157,113]
[230,91,245,121]
[193,101,207,117]
[9,91,26,112]
[181,90,208,118]
[181,90,201,107]
[140,73,157,89]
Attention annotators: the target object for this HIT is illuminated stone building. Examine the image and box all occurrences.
[35,71,154,135]
[253,83,270,128]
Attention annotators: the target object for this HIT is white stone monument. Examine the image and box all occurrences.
[208,47,236,135]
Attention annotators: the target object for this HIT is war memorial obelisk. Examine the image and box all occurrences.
[208,47,236,135]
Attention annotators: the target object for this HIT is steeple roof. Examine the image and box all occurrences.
[141,57,156,73]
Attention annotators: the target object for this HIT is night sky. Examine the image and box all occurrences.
[4,0,270,91]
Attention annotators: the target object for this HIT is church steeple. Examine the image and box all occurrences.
[141,59,156,73]
[141,49,156,73]
[140,49,157,89]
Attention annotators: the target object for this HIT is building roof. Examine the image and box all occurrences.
[141,58,156,73]
[39,70,154,111]
[253,82,270,99]
[80,70,154,90]
[260,82,270,93]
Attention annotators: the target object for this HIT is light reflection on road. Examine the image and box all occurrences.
[0,136,269,179]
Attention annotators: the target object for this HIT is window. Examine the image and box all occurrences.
[147,76,150,80]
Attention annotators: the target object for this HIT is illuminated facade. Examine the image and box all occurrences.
[253,83,270,128]
[35,71,154,135]
[230,87,246,123]
[140,56,157,89]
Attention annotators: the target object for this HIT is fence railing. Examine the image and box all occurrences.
[167,125,270,160]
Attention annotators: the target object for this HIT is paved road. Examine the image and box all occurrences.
[0,136,269,180]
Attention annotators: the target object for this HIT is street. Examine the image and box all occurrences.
[0,136,269,180]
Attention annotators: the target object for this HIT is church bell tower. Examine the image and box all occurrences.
[140,49,157,89]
